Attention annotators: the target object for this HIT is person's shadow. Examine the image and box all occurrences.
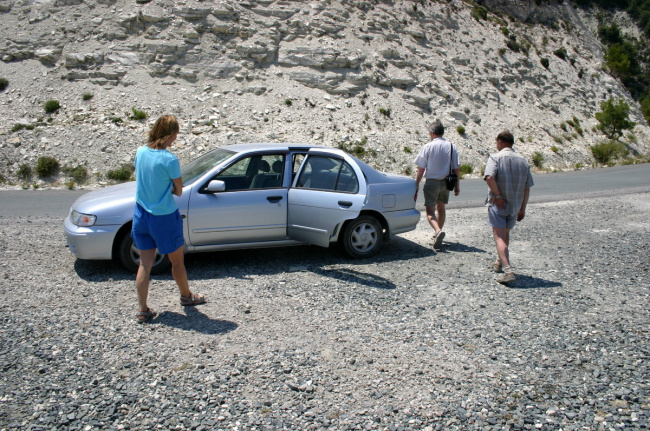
[148,307,238,334]
[502,274,562,289]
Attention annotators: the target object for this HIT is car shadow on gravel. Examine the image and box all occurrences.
[435,241,488,254]
[149,307,238,334]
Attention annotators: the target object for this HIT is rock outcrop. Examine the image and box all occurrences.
[0,0,648,186]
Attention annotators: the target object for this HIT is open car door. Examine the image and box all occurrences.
[287,149,367,247]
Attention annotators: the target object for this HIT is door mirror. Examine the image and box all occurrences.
[205,180,226,193]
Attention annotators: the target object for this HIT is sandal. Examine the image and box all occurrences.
[136,308,157,323]
[180,291,206,306]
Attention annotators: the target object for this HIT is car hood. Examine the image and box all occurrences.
[70,182,136,225]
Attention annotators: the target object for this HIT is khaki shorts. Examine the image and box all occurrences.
[423,178,449,207]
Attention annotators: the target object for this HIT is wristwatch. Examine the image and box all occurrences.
[495,195,502,199]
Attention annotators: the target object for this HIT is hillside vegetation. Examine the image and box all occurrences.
[0,0,648,188]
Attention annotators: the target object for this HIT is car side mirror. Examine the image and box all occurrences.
[205,180,226,193]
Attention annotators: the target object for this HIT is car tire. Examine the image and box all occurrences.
[341,215,383,259]
[117,233,170,274]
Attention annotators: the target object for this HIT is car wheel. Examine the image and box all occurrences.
[117,233,170,274]
[341,215,383,258]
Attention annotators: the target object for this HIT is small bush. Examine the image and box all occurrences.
[531,151,544,168]
[66,180,75,190]
[11,124,26,133]
[111,117,123,124]
[35,156,60,178]
[16,164,32,181]
[471,6,488,21]
[379,107,391,117]
[403,146,412,153]
[456,125,466,135]
[540,58,550,69]
[106,164,134,182]
[284,99,293,106]
[44,99,60,114]
[459,164,473,175]
[591,141,626,164]
[0,173,5,183]
[551,145,559,153]
[82,93,94,101]
[0,77,8,91]
[130,108,147,121]
[560,122,567,132]
[62,165,88,183]
[498,47,507,57]
[404,166,412,176]
[553,47,567,60]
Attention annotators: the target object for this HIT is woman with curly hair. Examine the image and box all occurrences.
[131,115,206,322]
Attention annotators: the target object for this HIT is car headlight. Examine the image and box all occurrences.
[70,210,97,227]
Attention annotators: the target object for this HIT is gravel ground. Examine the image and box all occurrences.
[0,193,649,431]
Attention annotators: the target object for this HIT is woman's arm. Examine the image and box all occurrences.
[171,177,183,197]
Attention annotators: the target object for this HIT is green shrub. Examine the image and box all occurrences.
[379,107,391,117]
[44,99,60,113]
[284,99,293,106]
[498,47,507,57]
[130,108,147,121]
[553,47,567,60]
[0,77,8,91]
[106,164,134,182]
[62,165,88,183]
[531,151,544,168]
[16,164,32,181]
[82,93,93,101]
[66,180,75,190]
[551,145,559,153]
[501,27,509,36]
[591,141,627,164]
[459,164,473,175]
[35,156,60,177]
[471,6,488,21]
[403,146,412,153]
[641,94,650,123]
[540,58,550,69]
[111,117,123,124]
[595,97,636,140]
[404,166,412,176]
[559,122,567,132]
[456,125,466,135]
[11,124,26,133]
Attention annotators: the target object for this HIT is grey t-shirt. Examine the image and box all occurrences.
[484,147,534,216]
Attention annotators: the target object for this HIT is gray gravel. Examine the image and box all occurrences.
[1,193,649,430]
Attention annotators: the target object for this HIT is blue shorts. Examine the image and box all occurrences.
[131,203,184,255]
[487,204,516,229]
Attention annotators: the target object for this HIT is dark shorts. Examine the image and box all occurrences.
[131,203,184,255]
[487,204,516,229]
[423,178,449,207]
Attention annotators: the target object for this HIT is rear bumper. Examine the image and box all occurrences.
[63,216,121,260]
[385,208,421,235]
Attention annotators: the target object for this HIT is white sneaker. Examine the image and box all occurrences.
[433,230,445,249]
[496,272,516,283]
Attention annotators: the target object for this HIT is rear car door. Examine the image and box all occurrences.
[287,149,367,247]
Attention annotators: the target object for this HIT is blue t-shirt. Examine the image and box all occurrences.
[134,146,181,215]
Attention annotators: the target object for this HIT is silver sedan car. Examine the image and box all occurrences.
[64,144,420,273]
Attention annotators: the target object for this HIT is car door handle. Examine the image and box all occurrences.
[267,196,283,202]
[338,201,353,208]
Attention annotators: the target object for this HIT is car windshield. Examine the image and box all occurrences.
[181,148,236,186]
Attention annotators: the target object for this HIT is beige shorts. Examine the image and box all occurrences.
[423,178,449,207]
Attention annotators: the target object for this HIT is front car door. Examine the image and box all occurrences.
[287,149,367,247]
[186,152,288,246]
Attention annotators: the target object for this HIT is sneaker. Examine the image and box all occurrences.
[433,230,445,249]
[493,259,502,273]
[496,272,516,284]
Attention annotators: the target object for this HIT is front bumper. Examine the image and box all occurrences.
[63,216,122,260]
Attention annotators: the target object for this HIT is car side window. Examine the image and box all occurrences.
[296,155,359,193]
[216,154,285,191]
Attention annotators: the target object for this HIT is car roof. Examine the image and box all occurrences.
[221,143,330,153]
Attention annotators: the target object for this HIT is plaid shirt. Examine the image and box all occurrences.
[484,148,534,216]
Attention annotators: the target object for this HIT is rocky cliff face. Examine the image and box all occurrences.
[0,0,648,186]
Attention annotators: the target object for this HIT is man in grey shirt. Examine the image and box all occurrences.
[484,131,534,283]
[414,120,460,250]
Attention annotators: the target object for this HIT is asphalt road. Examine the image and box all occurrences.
[0,163,649,218]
